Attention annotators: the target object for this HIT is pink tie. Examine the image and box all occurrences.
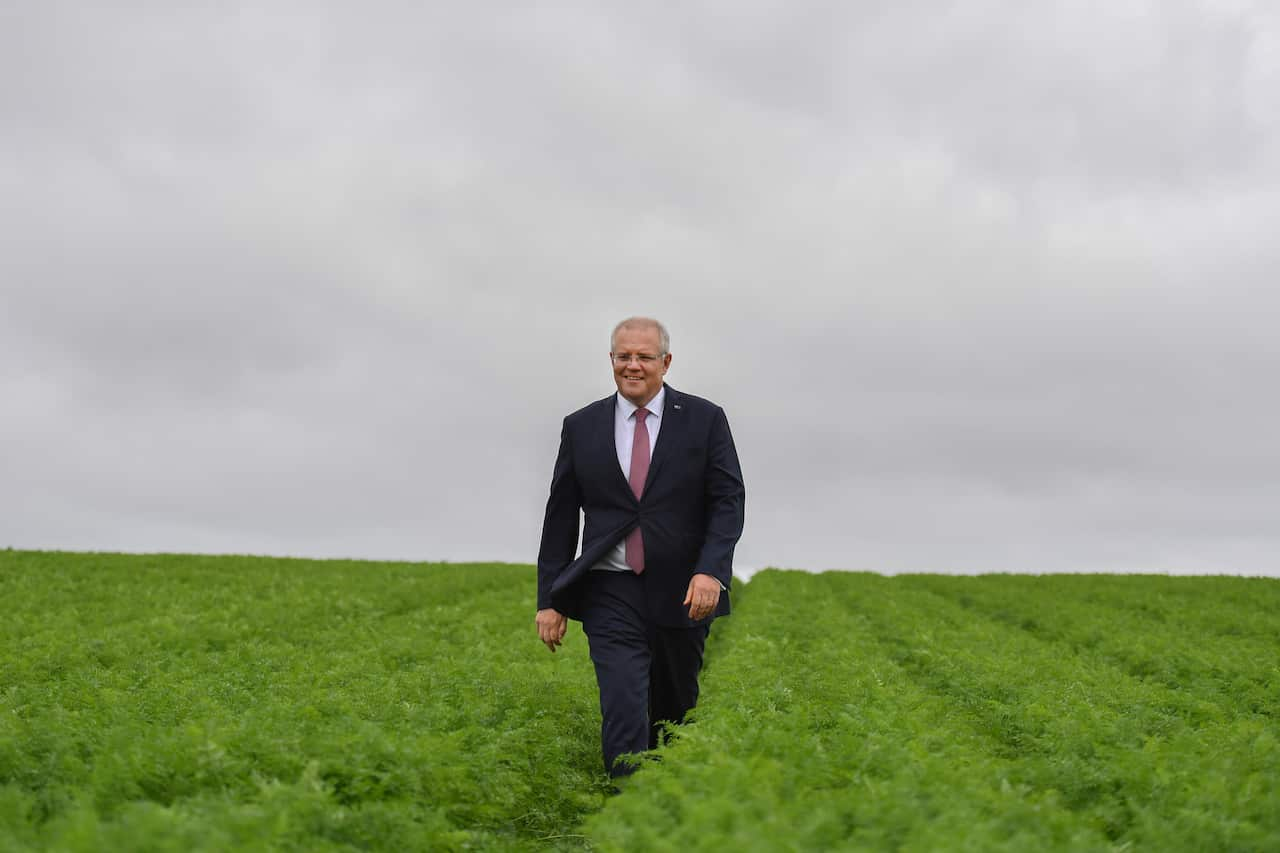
[625,408,650,574]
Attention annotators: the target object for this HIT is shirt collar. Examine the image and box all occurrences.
[616,386,665,421]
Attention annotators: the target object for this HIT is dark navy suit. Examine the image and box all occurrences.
[537,384,745,775]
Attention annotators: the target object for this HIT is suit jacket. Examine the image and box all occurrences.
[537,384,746,628]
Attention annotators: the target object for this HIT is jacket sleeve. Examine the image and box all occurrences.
[536,418,581,611]
[695,406,745,588]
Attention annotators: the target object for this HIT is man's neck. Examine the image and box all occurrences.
[618,386,665,413]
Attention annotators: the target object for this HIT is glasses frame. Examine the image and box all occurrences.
[610,352,667,366]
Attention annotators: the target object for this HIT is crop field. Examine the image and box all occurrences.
[2,551,1277,851]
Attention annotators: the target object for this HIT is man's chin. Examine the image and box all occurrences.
[617,384,651,405]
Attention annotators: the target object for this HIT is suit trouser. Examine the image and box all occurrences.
[579,570,710,777]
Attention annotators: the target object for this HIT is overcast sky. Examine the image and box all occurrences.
[4,1,1278,577]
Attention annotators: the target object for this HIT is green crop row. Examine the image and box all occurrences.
[844,577,1278,850]
[905,574,1279,720]
[585,571,1279,851]
[587,572,1109,851]
[1,551,606,851]
[3,553,1277,851]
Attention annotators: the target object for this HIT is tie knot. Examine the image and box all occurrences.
[635,408,649,423]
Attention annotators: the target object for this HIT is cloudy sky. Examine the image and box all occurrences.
[4,1,1278,577]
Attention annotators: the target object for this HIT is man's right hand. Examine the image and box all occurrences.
[536,608,568,652]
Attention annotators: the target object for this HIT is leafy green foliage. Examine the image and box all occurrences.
[0,551,605,851]
[585,571,1280,851]
[4,554,1276,850]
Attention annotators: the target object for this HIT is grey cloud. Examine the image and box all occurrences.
[3,1,1277,576]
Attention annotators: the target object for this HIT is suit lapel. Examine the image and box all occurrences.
[595,394,636,501]
[642,384,685,499]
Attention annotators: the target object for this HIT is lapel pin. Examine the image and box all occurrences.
[673,404,682,410]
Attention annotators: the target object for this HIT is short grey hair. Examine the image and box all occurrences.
[611,317,670,355]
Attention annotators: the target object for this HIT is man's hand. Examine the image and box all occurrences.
[536,608,568,652]
[683,573,721,621]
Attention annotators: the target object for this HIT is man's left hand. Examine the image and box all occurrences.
[683,573,721,621]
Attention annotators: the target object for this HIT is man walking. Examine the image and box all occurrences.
[536,317,746,778]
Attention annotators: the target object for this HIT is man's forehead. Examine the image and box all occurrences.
[613,327,662,348]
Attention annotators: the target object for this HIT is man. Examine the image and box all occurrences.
[535,317,745,778]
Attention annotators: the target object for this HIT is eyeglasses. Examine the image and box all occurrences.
[611,353,665,365]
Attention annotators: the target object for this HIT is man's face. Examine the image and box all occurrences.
[611,325,671,407]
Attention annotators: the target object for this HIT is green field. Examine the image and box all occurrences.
[2,551,1277,851]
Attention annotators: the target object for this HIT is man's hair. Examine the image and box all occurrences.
[611,317,670,355]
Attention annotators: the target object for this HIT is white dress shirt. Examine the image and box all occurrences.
[591,388,665,573]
